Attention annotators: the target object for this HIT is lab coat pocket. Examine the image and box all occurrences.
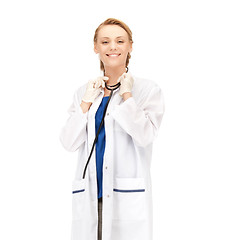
[113,177,146,220]
[72,179,86,221]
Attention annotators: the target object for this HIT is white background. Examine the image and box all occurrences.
[0,0,230,239]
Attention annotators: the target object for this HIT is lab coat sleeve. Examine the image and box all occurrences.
[59,88,88,152]
[111,86,164,148]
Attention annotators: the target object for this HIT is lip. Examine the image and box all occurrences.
[106,53,121,57]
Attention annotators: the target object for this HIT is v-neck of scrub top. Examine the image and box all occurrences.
[95,96,109,199]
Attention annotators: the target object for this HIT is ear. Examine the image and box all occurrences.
[129,42,133,53]
[94,43,98,54]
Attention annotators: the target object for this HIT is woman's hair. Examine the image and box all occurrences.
[94,18,133,73]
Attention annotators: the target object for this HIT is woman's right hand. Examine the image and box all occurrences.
[82,76,109,103]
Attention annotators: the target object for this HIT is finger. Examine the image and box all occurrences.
[102,76,109,81]
[122,73,127,81]
[92,80,97,88]
[117,75,123,83]
[117,72,127,83]
[95,80,101,88]
[101,80,105,88]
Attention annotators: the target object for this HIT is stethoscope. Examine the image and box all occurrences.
[82,68,128,179]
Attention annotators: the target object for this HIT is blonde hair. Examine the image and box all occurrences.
[94,18,133,73]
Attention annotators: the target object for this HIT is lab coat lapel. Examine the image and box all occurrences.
[88,90,104,117]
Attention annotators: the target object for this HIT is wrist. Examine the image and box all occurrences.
[80,101,92,113]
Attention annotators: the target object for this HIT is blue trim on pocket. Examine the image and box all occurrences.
[72,189,85,194]
[113,188,145,193]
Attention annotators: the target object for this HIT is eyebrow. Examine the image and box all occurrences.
[100,36,126,39]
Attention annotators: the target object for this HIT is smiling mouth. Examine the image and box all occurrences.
[106,53,121,57]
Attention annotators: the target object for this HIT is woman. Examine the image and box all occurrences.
[60,18,164,240]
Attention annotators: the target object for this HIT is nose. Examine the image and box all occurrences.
[109,41,117,51]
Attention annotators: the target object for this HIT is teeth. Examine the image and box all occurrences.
[107,54,120,57]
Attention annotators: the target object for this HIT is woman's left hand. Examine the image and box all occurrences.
[117,72,134,98]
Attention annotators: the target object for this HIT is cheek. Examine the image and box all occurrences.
[98,45,108,53]
[124,44,131,52]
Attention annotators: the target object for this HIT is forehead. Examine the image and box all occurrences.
[97,25,128,39]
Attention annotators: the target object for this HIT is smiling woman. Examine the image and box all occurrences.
[60,17,165,240]
[93,18,133,86]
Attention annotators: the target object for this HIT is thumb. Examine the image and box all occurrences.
[101,79,105,88]
[117,72,126,83]
[117,75,123,83]
[102,77,109,88]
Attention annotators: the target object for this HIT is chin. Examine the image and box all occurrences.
[104,62,126,69]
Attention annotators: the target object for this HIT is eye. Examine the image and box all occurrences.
[102,41,108,44]
[118,40,124,43]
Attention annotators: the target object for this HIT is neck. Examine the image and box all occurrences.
[104,66,127,85]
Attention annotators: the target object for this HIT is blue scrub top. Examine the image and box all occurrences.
[95,96,109,199]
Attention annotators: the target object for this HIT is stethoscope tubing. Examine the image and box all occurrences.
[82,68,129,179]
[82,81,121,179]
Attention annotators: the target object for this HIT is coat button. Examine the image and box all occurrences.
[107,194,110,198]
[105,166,108,169]
[106,112,109,116]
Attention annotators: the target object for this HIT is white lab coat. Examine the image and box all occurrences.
[60,72,165,240]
